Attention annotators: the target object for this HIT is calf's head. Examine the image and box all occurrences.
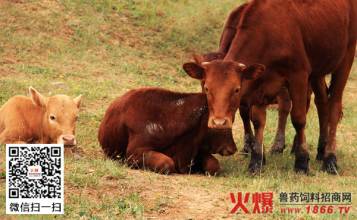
[183,59,265,129]
[29,87,82,146]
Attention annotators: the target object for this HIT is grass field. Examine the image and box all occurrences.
[0,0,356,219]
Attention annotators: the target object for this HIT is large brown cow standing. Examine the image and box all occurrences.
[184,0,357,174]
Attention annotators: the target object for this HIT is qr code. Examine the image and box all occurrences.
[6,144,64,214]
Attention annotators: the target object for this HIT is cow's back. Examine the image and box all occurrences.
[0,96,43,140]
[292,0,357,74]
[228,0,356,75]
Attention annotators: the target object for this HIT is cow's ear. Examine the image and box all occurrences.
[73,95,82,108]
[242,63,265,80]
[29,87,47,107]
[183,62,205,80]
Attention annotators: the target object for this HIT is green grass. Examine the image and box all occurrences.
[0,0,356,219]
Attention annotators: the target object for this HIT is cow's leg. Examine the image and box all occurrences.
[271,88,291,154]
[310,77,329,160]
[239,103,254,155]
[323,44,355,174]
[306,85,313,113]
[193,152,220,175]
[290,85,313,155]
[248,105,266,173]
[126,139,176,174]
[288,71,310,173]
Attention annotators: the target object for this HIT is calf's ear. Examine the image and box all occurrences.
[29,87,47,107]
[242,63,265,80]
[73,95,82,108]
[183,62,205,79]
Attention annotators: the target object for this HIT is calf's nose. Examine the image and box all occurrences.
[61,134,76,146]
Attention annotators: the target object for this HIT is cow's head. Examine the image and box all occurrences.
[197,52,226,91]
[29,87,82,146]
[204,128,237,156]
[183,58,265,129]
[200,52,225,62]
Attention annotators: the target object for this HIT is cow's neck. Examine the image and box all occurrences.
[224,0,277,64]
[173,93,209,172]
[224,23,286,106]
[224,26,267,65]
[183,93,208,124]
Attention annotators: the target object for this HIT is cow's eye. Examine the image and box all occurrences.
[235,87,240,93]
[204,86,209,94]
[49,115,56,121]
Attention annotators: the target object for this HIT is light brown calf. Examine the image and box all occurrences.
[0,87,81,146]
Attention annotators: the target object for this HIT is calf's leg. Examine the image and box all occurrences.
[126,140,176,174]
[239,103,254,154]
[310,78,329,160]
[193,152,220,175]
[248,105,267,173]
[271,88,291,154]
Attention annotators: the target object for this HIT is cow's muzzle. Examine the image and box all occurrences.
[58,134,76,146]
[213,145,237,156]
[208,117,233,129]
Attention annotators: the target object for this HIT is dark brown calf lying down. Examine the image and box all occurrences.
[98,88,237,174]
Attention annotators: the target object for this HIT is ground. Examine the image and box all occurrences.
[0,0,356,219]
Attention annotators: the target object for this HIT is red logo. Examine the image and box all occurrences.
[230,192,273,214]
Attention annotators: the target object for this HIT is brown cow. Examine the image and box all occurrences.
[98,88,237,175]
[0,87,82,146]
[184,0,356,174]
[199,3,292,154]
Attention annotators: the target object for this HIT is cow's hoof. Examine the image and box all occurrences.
[270,144,286,154]
[202,155,220,175]
[294,154,310,174]
[270,133,285,154]
[322,154,338,175]
[248,155,265,174]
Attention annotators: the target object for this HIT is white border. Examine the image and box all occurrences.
[6,144,64,215]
